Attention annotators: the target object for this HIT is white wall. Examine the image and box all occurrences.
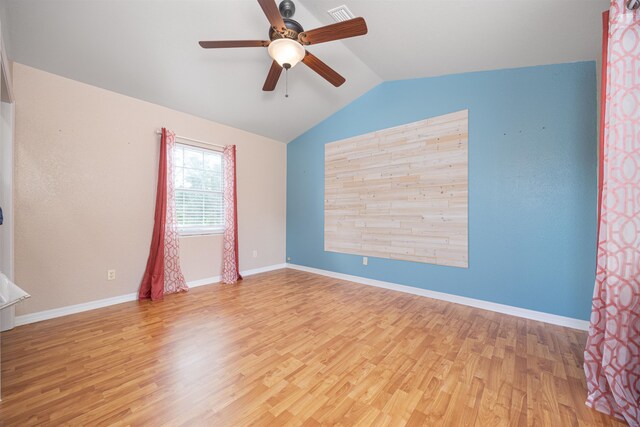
[0,100,13,281]
[13,63,286,316]
[0,22,14,283]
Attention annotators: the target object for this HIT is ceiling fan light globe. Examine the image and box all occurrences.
[268,38,305,68]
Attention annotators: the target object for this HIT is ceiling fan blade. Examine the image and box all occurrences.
[199,40,269,48]
[257,0,287,34]
[301,51,345,87]
[263,61,283,91]
[298,17,367,45]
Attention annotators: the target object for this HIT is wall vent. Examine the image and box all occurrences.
[327,5,355,22]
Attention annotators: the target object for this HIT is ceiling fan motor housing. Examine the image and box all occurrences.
[269,18,304,41]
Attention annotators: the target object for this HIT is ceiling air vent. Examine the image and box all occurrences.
[327,5,355,22]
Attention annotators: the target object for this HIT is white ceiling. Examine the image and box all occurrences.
[1,0,608,142]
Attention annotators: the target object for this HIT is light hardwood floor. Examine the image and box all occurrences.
[0,269,625,426]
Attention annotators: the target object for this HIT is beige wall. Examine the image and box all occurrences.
[13,63,286,316]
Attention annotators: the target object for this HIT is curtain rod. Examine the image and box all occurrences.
[155,129,226,150]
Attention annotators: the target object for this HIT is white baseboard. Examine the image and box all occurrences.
[14,292,138,327]
[243,263,287,277]
[286,263,590,331]
[188,263,287,288]
[188,276,220,288]
[14,263,287,327]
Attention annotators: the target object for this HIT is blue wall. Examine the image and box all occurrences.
[287,62,597,320]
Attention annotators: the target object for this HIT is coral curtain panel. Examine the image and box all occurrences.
[139,128,189,300]
[584,3,640,425]
[221,145,242,284]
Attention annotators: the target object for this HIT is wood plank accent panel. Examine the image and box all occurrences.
[0,269,622,426]
[325,110,469,267]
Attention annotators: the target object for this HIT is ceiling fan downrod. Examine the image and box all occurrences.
[279,0,296,18]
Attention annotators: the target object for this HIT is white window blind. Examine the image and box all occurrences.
[173,143,224,235]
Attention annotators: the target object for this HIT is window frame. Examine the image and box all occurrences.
[173,142,225,236]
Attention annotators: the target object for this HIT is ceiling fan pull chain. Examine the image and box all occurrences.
[285,67,289,98]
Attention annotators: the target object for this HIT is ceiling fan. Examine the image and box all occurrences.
[199,0,368,91]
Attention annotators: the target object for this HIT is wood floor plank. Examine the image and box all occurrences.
[0,269,626,426]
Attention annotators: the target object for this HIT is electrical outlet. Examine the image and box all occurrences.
[107,269,116,281]
[287,257,291,261]
[252,249,258,258]
[362,257,368,266]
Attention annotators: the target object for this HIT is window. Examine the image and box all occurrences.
[173,143,224,235]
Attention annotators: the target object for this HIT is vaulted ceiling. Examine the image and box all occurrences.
[1,0,608,142]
